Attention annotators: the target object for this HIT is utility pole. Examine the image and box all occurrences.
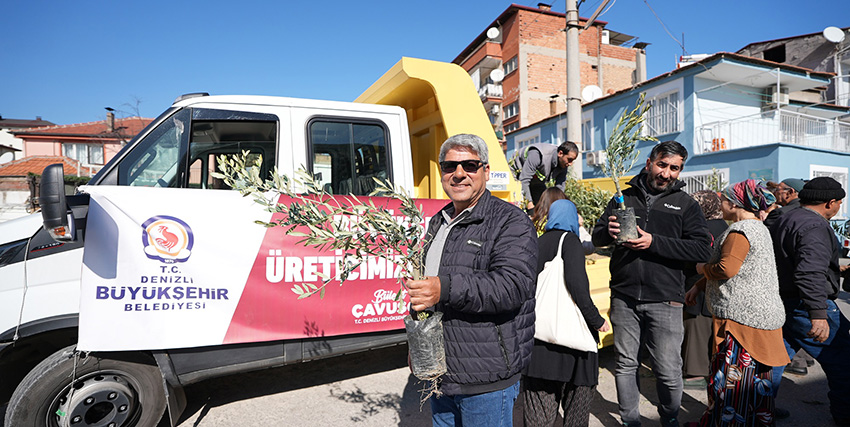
[566,0,582,178]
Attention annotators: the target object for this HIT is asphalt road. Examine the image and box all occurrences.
[169,290,850,427]
[3,287,847,426]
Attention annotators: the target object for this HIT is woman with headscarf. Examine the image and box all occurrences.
[531,187,568,236]
[684,180,790,426]
[523,199,610,427]
[682,190,728,390]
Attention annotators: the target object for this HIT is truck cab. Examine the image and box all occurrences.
[0,57,521,426]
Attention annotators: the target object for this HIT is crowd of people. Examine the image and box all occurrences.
[408,133,849,427]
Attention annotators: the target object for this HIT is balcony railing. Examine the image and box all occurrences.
[695,109,850,155]
[478,84,503,100]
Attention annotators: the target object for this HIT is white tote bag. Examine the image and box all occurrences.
[533,232,598,352]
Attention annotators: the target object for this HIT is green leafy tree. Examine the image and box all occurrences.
[213,151,426,301]
[705,167,727,192]
[562,177,612,233]
[600,94,657,209]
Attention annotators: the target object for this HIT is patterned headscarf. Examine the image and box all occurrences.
[721,179,776,213]
[545,199,580,235]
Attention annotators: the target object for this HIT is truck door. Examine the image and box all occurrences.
[306,118,392,196]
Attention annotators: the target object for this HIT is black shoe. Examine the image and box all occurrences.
[774,407,790,420]
[785,363,808,375]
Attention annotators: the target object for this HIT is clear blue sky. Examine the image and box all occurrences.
[2,1,848,126]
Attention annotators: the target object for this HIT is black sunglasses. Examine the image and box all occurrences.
[440,159,487,173]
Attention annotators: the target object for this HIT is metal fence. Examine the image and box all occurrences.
[696,110,850,154]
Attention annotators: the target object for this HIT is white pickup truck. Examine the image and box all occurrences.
[0,57,521,427]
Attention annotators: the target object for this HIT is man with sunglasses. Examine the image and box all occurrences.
[763,177,805,229]
[510,141,579,211]
[407,134,538,427]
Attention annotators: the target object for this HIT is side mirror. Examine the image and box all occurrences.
[40,163,74,241]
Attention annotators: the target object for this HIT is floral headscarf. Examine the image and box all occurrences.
[721,179,776,213]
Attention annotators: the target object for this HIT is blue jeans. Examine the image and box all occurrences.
[431,380,520,427]
[769,339,795,397]
[782,298,850,420]
[610,295,684,426]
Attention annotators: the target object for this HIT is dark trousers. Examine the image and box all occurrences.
[682,311,712,378]
[782,298,850,420]
[522,376,593,427]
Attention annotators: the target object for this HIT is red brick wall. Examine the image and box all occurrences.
[0,177,29,191]
[461,7,640,129]
[510,9,640,125]
[527,53,566,94]
[501,14,521,106]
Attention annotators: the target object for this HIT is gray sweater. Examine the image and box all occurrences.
[706,219,785,330]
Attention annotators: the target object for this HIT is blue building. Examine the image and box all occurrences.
[506,52,850,218]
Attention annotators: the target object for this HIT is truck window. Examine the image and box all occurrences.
[118,109,190,187]
[308,119,390,196]
[117,109,276,188]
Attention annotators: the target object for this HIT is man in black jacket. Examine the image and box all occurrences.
[770,177,850,426]
[407,134,538,426]
[591,141,712,427]
[763,177,804,229]
[764,177,814,380]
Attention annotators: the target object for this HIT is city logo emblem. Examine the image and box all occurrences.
[141,216,193,263]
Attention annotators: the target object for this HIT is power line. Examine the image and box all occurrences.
[597,0,617,18]
[642,0,688,56]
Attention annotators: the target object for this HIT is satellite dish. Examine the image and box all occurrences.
[489,68,505,83]
[581,85,603,103]
[486,27,500,40]
[824,26,846,43]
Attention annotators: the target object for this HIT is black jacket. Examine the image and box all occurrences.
[763,197,800,229]
[591,172,712,303]
[424,190,538,395]
[769,205,841,319]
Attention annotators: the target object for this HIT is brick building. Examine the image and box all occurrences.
[453,3,647,150]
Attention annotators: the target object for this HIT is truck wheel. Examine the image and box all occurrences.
[5,344,166,427]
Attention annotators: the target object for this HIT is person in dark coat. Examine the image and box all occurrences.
[681,190,728,389]
[407,133,538,427]
[770,177,850,426]
[523,199,610,427]
[763,178,815,378]
[763,177,804,229]
[591,141,712,427]
[510,142,578,211]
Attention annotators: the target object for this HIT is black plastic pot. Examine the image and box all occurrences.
[614,207,638,243]
[404,311,447,381]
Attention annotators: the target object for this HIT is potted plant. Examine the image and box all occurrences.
[213,153,445,399]
[599,94,657,243]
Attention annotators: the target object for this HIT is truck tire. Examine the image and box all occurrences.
[5,344,166,427]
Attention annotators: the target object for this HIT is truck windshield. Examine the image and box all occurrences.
[119,109,190,187]
[116,108,276,188]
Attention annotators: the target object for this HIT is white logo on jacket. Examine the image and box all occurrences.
[664,203,681,211]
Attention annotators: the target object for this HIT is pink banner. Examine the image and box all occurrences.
[223,196,447,344]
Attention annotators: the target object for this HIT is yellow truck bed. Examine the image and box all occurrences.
[359,56,613,348]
